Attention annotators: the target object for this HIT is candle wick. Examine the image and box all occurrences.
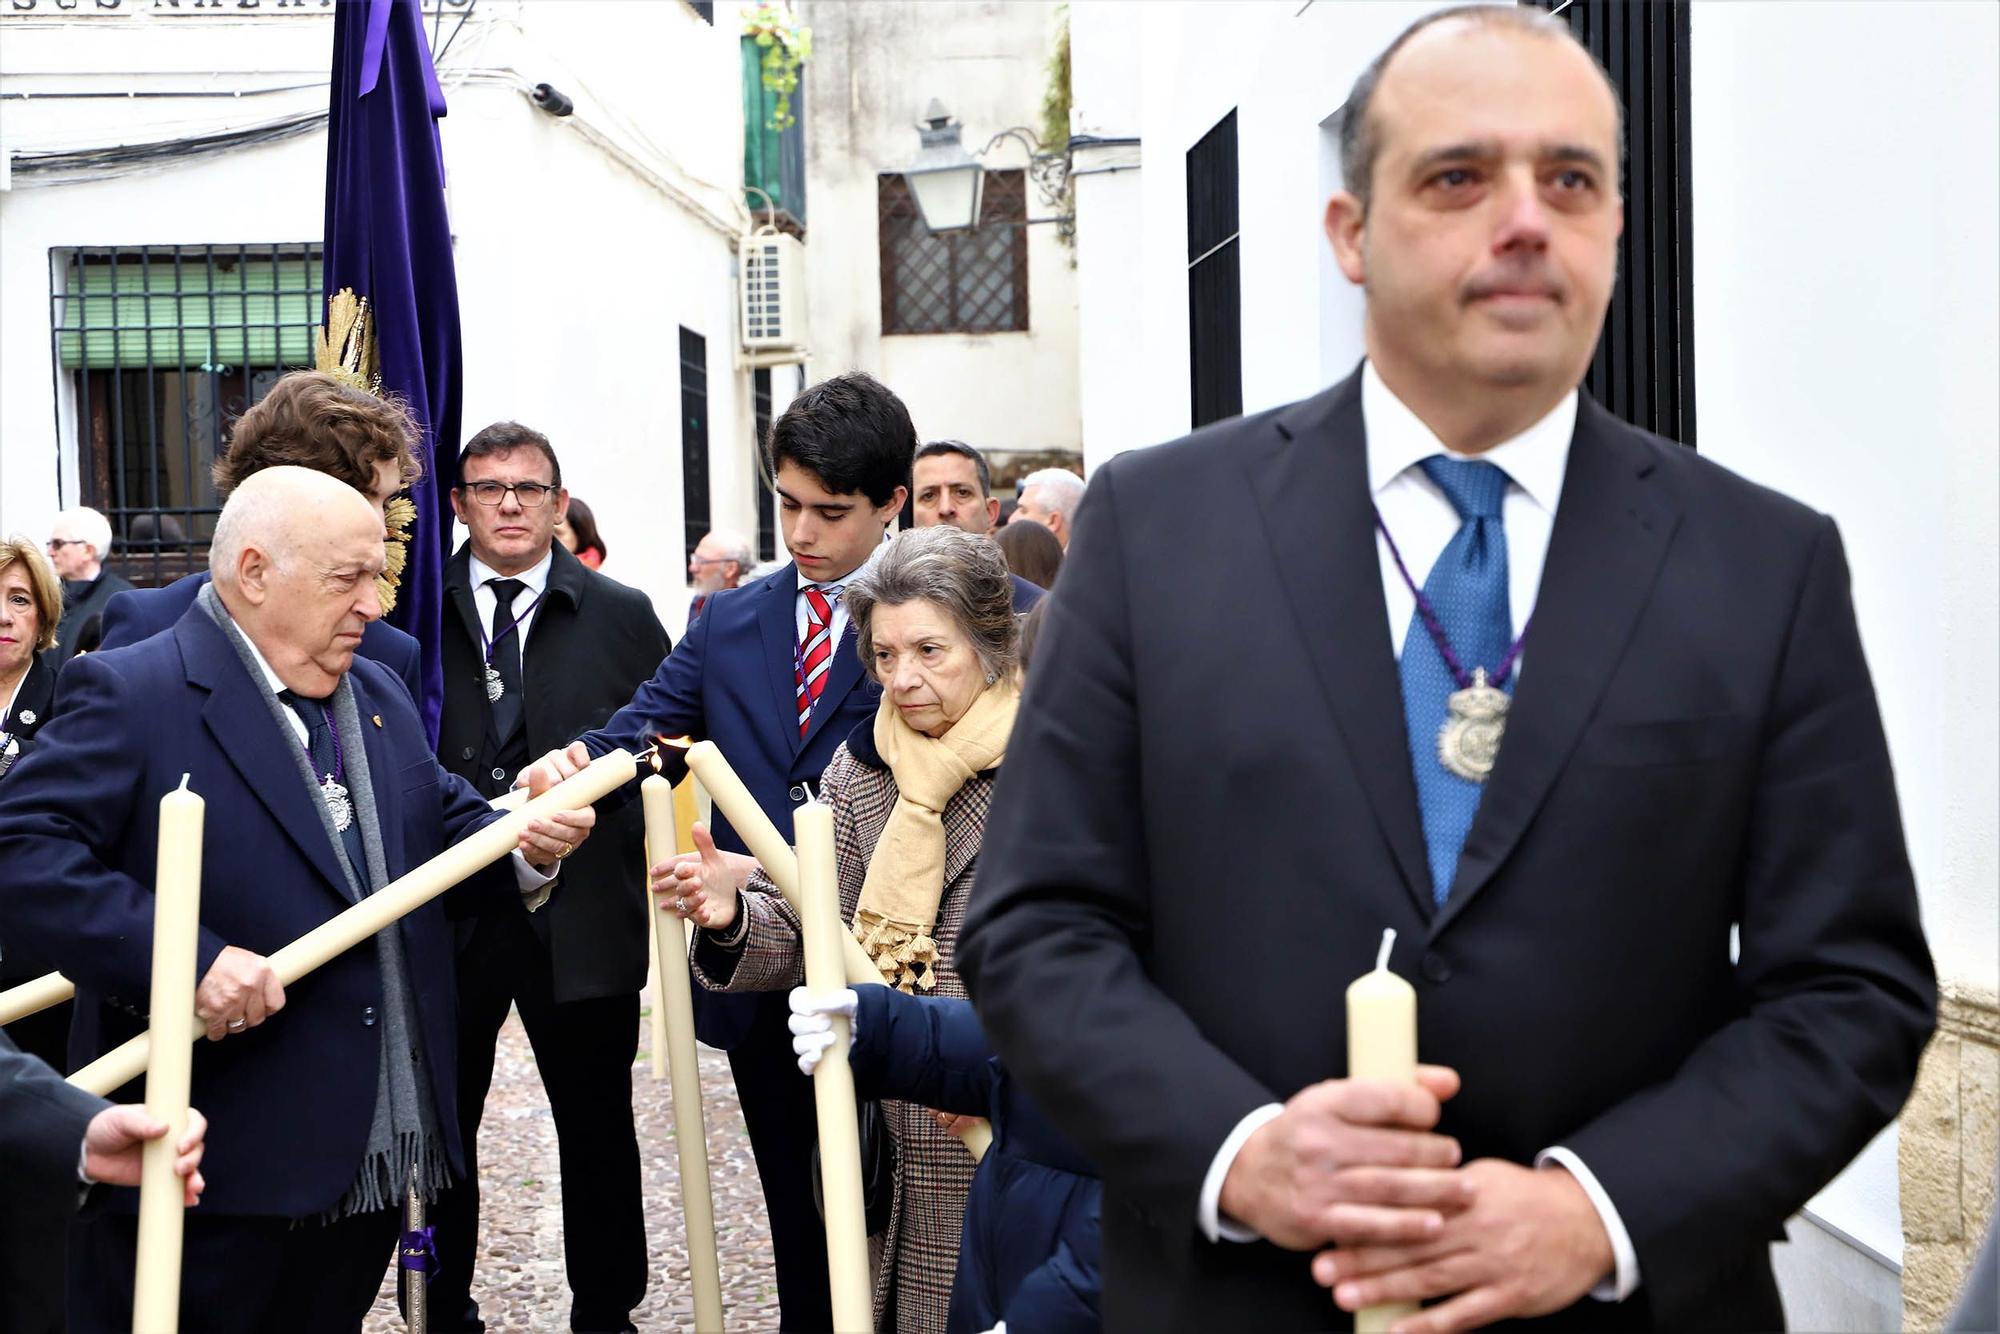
[178,772,191,792]
[1376,928,1396,973]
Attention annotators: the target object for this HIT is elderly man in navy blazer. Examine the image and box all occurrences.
[0,468,593,1334]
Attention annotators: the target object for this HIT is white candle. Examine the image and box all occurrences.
[133,775,204,1333]
[681,741,881,987]
[70,749,640,1097]
[1347,928,1419,1334]
[796,799,874,1331]
[0,969,73,1026]
[643,773,725,1332]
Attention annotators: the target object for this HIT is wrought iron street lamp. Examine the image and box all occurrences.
[898,98,1073,235]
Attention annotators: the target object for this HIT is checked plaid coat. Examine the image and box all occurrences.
[692,736,995,1334]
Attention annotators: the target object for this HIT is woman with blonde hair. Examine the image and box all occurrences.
[0,537,63,781]
[660,524,1019,1334]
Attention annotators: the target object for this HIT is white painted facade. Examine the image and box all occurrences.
[0,0,780,631]
[797,0,1079,474]
[1067,0,1999,1313]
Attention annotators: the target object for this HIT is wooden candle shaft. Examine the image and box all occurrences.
[67,750,639,1097]
[643,776,726,1332]
[133,783,204,1334]
[682,742,880,987]
[797,802,874,1331]
[0,970,73,1025]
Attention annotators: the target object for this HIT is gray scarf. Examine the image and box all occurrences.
[198,585,451,1217]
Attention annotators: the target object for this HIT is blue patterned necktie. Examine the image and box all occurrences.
[1398,456,1512,904]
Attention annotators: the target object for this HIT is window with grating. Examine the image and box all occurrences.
[679,327,711,564]
[49,243,323,587]
[1187,110,1242,429]
[1524,0,1696,445]
[878,170,1029,335]
[753,367,777,562]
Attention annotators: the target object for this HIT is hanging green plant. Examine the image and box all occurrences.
[743,1,812,133]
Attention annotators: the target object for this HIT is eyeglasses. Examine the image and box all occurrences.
[46,538,87,551]
[462,481,557,508]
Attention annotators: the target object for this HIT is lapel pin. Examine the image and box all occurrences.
[372,714,383,728]
[17,710,35,727]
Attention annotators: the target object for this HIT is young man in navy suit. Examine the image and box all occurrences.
[526,372,910,1331]
[0,469,593,1332]
[95,370,424,704]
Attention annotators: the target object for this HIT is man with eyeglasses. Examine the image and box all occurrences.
[685,529,751,630]
[46,507,133,667]
[429,421,670,1334]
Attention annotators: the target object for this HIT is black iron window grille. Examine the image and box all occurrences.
[752,367,778,562]
[679,327,712,565]
[878,169,1029,335]
[1187,110,1243,429]
[1526,0,1696,445]
[48,242,323,588]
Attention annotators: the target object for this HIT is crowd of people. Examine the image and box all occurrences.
[4,6,1992,1334]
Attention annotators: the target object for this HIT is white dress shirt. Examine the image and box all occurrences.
[1195,363,1640,1304]
[229,607,553,894]
[469,549,553,657]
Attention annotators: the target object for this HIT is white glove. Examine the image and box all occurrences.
[787,985,859,1077]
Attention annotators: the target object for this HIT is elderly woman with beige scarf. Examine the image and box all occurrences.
[664,524,1020,1334]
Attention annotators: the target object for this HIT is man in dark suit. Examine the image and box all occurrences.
[96,370,423,704]
[911,439,1045,612]
[958,8,1936,1332]
[528,371,913,1330]
[427,422,671,1333]
[46,507,134,667]
[0,468,591,1332]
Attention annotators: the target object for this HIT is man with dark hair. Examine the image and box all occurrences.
[426,422,670,1333]
[962,6,1934,1331]
[522,371,911,1331]
[96,370,423,703]
[912,440,1045,610]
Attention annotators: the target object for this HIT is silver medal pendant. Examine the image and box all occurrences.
[1437,667,1510,785]
[320,774,355,832]
[483,663,504,703]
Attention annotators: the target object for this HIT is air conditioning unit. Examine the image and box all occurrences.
[739,229,807,353]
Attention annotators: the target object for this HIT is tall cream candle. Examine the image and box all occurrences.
[681,741,880,987]
[70,749,639,1097]
[643,773,725,1331]
[1347,928,1419,1334]
[0,970,73,1026]
[796,799,874,1330]
[132,775,204,1333]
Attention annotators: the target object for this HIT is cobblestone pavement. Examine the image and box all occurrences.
[365,1007,781,1333]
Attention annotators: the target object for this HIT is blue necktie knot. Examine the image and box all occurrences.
[1420,456,1508,521]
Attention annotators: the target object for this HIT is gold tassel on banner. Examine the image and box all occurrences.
[313,288,412,613]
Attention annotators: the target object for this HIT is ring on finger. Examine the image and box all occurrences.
[675,896,690,915]
[227,1018,246,1031]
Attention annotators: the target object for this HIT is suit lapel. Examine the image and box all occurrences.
[1248,373,1434,919]
[352,672,407,877]
[802,622,865,750]
[757,567,806,756]
[1433,399,1682,931]
[178,615,354,905]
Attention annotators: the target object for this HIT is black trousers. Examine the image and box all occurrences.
[0,1002,76,1334]
[66,1205,401,1334]
[730,991,835,1333]
[429,908,647,1333]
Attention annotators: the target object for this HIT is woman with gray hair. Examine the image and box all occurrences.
[660,524,1019,1334]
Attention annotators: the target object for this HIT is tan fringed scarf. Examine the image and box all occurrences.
[853,675,1020,991]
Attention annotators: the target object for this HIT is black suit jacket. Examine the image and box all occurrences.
[53,571,133,665]
[438,542,672,1002]
[958,370,1936,1331]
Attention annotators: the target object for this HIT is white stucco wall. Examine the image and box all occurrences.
[1690,0,2000,1267]
[0,0,761,631]
[800,0,1079,460]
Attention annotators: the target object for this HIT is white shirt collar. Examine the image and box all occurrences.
[469,547,554,598]
[1361,359,1575,513]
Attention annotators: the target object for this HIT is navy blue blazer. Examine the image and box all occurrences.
[578,562,882,1048]
[0,605,510,1218]
[98,571,423,707]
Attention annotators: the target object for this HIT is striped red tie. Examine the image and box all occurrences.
[795,584,836,737]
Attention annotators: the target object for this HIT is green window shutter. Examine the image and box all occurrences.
[58,252,323,371]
